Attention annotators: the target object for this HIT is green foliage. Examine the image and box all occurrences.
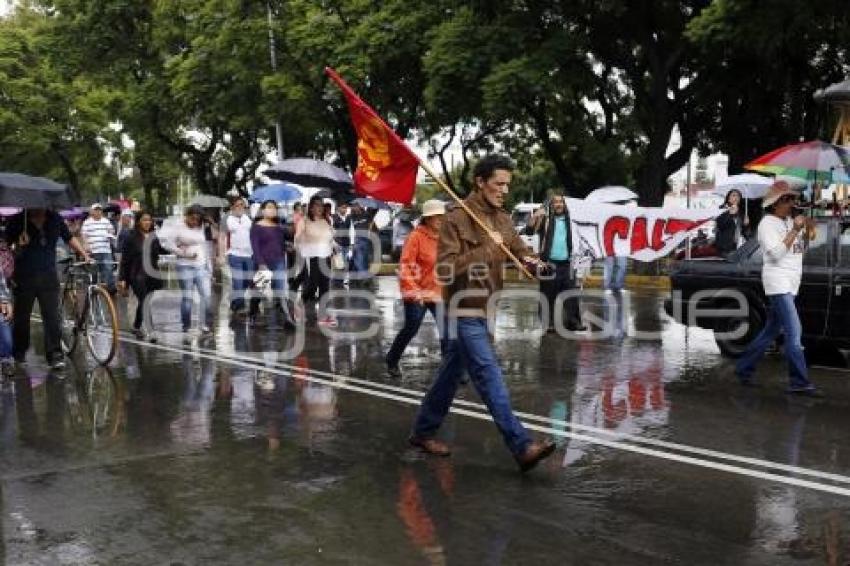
[1,0,848,210]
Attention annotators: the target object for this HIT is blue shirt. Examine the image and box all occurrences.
[549,217,569,261]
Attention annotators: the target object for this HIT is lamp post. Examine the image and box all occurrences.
[267,1,285,161]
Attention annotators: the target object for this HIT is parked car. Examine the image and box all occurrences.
[511,203,541,254]
[665,216,850,359]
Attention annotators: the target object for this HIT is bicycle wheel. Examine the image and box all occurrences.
[86,286,118,365]
[86,367,121,439]
[59,287,79,355]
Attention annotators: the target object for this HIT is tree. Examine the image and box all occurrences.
[688,0,850,172]
[0,7,117,199]
[421,3,634,198]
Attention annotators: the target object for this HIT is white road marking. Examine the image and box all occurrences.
[112,333,850,497]
[154,337,850,487]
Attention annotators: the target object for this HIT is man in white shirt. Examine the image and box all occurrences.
[81,203,117,293]
[735,181,821,397]
[225,197,254,318]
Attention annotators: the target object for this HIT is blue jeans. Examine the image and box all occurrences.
[92,252,116,293]
[176,264,212,330]
[412,317,532,457]
[0,315,11,359]
[735,293,812,390]
[227,255,255,311]
[350,238,371,280]
[603,256,627,291]
[250,259,288,315]
[386,301,443,368]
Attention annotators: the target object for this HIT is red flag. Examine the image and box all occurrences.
[325,67,420,204]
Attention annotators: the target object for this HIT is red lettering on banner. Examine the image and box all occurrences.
[651,219,667,250]
[603,216,630,256]
[665,219,701,235]
[630,217,648,254]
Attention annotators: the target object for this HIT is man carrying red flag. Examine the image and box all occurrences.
[326,70,554,471]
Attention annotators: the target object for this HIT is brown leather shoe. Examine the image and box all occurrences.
[409,436,451,457]
[516,440,556,472]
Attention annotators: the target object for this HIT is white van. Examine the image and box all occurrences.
[511,203,542,254]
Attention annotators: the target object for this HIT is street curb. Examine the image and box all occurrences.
[376,263,671,290]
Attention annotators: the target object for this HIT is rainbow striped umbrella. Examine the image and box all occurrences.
[745,140,850,182]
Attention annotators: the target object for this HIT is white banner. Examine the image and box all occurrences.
[566,198,721,262]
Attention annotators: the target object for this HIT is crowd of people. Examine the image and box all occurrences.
[0,193,389,372]
[0,153,826,473]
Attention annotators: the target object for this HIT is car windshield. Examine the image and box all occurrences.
[512,211,530,226]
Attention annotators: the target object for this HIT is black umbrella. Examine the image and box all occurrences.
[265,158,353,191]
[0,172,77,209]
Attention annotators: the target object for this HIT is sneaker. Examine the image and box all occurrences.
[387,364,402,378]
[49,358,66,371]
[200,326,212,335]
[132,328,145,339]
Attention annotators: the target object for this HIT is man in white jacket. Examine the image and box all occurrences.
[735,181,821,397]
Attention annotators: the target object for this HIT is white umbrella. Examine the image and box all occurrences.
[191,194,228,208]
[712,174,773,199]
[585,186,638,203]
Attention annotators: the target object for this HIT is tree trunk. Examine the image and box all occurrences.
[51,141,80,198]
[528,102,576,190]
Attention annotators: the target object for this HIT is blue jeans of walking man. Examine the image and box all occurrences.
[412,317,533,457]
[227,255,255,312]
[176,264,212,331]
[735,293,813,391]
[93,252,116,293]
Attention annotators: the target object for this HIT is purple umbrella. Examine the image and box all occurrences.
[60,206,87,219]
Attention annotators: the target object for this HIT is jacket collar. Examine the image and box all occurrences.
[466,190,501,216]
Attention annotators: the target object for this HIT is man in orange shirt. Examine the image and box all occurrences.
[385,200,446,378]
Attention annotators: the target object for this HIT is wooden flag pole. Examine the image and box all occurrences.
[416,159,535,280]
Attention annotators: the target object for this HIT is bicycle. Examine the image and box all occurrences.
[59,258,119,365]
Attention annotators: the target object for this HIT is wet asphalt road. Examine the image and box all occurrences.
[3,278,850,565]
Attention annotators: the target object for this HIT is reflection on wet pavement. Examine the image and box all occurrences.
[2,279,850,564]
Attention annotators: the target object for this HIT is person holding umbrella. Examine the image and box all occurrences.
[735,181,821,396]
[8,208,90,369]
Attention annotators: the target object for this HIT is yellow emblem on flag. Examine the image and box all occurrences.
[357,117,391,181]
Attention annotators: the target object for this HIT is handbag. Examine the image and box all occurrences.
[331,251,346,271]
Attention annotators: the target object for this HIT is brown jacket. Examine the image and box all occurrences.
[437,190,529,317]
